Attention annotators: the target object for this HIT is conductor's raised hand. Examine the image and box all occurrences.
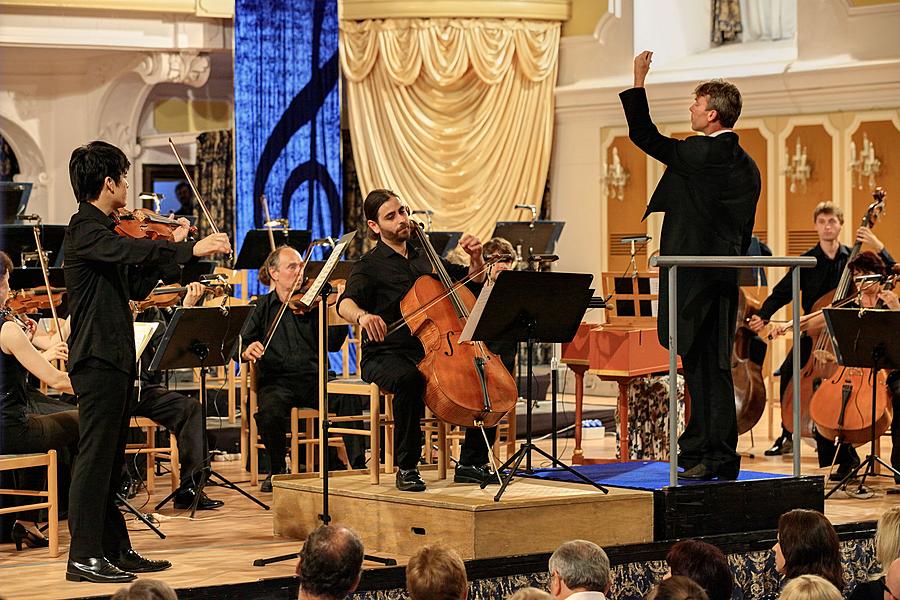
[633,50,653,87]
[359,312,387,343]
[193,233,232,257]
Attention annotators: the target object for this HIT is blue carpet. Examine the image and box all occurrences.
[519,461,789,491]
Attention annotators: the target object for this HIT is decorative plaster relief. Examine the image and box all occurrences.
[99,121,141,159]
[135,51,211,88]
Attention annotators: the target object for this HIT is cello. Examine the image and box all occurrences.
[398,221,517,428]
[733,288,767,434]
[780,188,886,437]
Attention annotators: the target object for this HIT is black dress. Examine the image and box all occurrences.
[0,324,79,521]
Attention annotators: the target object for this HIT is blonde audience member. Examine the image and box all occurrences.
[645,576,709,600]
[508,588,554,600]
[110,579,178,600]
[406,544,468,600]
[779,575,841,600]
[849,555,900,600]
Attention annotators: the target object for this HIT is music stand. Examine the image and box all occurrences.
[0,182,31,223]
[235,229,311,270]
[822,308,900,498]
[303,260,354,281]
[0,224,66,267]
[461,270,607,501]
[424,231,462,257]
[491,221,564,260]
[148,305,270,516]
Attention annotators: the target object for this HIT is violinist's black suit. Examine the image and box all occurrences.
[620,87,761,477]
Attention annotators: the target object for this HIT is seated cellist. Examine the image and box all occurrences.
[336,189,498,492]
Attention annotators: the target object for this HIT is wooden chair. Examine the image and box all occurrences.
[0,450,59,556]
[125,417,179,494]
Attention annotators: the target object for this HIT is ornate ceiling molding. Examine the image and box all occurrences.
[135,51,211,88]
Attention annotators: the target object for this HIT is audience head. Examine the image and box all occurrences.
[877,508,900,576]
[507,588,554,600]
[778,574,841,600]
[645,576,709,600]
[886,558,900,600]
[406,544,468,600]
[665,539,733,600]
[548,540,611,598]
[110,579,178,600]
[297,525,364,599]
[774,509,843,591]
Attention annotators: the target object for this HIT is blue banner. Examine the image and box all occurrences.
[235,0,350,371]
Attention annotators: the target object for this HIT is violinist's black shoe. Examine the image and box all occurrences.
[65,557,135,583]
[454,463,499,485]
[173,486,224,510]
[396,468,426,492]
[111,548,172,573]
[764,434,792,456]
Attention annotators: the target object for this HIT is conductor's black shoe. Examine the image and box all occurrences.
[65,557,136,583]
[173,487,224,510]
[111,548,172,573]
[677,464,716,481]
[454,463,499,485]
[396,468,427,492]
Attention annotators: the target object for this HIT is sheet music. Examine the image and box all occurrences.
[299,231,356,307]
[459,281,495,343]
[134,321,159,362]
[649,276,659,317]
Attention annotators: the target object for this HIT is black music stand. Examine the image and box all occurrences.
[148,305,270,516]
[823,308,900,498]
[0,181,31,223]
[491,221,564,261]
[0,224,66,267]
[235,229,311,269]
[425,231,462,257]
[464,270,607,501]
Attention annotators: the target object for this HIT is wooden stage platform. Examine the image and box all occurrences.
[272,469,653,560]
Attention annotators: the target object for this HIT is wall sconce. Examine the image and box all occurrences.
[783,138,811,194]
[849,133,882,191]
[601,147,630,201]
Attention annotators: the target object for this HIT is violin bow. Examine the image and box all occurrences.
[260,194,276,254]
[167,137,233,265]
[31,221,64,343]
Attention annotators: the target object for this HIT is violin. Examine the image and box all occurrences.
[131,281,230,313]
[398,221,517,428]
[287,277,345,315]
[7,287,65,315]
[113,207,196,242]
[0,307,32,333]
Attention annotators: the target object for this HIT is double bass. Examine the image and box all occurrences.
[398,222,517,428]
[780,188,886,437]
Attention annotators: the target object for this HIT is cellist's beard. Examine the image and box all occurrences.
[382,227,409,245]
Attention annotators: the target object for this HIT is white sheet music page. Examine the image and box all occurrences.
[459,281,495,343]
[299,231,356,307]
[134,321,159,363]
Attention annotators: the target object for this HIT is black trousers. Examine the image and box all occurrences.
[678,303,740,472]
[362,354,497,471]
[1,410,79,521]
[68,360,134,561]
[132,385,203,490]
[255,379,366,474]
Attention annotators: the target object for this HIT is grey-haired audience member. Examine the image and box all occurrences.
[110,579,178,600]
[548,540,611,599]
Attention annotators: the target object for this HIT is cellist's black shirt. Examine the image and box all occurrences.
[63,201,195,375]
[757,243,895,320]
[338,240,468,364]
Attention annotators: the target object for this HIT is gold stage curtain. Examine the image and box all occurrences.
[340,18,560,242]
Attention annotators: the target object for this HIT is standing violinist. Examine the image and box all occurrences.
[747,202,894,480]
[240,245,363,493]
[337,189,498,492]
[63,141,231,583]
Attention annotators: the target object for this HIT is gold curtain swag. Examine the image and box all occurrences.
[340,18,560,242]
